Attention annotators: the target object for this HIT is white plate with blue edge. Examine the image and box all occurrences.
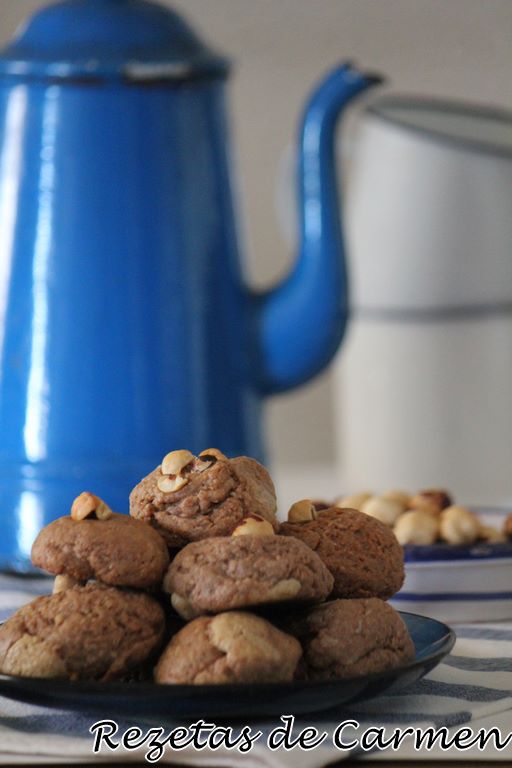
[390,507,512,623]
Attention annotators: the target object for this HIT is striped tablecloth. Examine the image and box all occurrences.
[0,574,511,765]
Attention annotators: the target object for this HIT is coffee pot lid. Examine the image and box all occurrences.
[0,0,228,82]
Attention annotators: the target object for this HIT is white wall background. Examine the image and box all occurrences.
[0,0,510,474]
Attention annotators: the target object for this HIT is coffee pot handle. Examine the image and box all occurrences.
[252,62,383,394]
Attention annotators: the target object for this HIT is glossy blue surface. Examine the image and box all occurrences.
[0,0,381,569]
[0,0,227,80]
[255,64,382,392]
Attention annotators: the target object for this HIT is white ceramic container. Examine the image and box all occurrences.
[336,96,512,504]
[390,508,512,623]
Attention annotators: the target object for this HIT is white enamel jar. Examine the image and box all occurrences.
[336,97,512,504]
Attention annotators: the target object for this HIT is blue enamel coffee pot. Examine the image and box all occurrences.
[0,0,380,569]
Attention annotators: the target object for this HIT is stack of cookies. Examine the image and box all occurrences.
[0,496,170,682]
[0,449,414,685]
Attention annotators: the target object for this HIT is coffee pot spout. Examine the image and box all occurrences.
[254,62,383,394]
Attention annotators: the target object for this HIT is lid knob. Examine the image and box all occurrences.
[0,0,228,82]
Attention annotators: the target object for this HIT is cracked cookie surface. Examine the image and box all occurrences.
[164,534,334,617]
[154,611,302,684]
[285,598,415,679]
[31,513,169,588]
[0,584,165,681]
[280,507,404,599]
[129,456,277,549]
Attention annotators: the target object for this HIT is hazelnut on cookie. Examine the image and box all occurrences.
[129,449,277,548]
[32,494,169,589]
[408,489,452,516]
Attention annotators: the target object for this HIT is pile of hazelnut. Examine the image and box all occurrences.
[331,489,512,547]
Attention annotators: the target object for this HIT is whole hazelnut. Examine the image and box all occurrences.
[393,510,439,546]
[161,449,195,476]
[361,496,402,527]
[439,505,481,545]
[409,489,452,516]
[70,492,113,521]
[381,489,411,511]
[479,525,507,544]
[231,515,275,537]
[335,492,372,511]
[287,499,317,523]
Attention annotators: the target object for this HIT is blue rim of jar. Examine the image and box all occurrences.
[366,95,512,160]
[0,55,230,84]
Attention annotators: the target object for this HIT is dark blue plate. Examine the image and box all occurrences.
[0,612,454,719]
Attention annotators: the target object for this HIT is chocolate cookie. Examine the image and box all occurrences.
[164,534,334,618]
[0,584,165,681]
[130,452,277,548]
[286,598,415,680]
[154,611,301,684]
[31,513,169,589]
[280,507,404,599]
